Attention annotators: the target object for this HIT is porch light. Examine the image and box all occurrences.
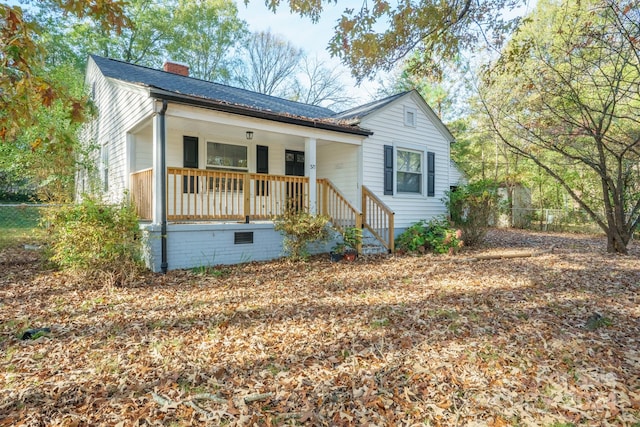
[245,131,254,140]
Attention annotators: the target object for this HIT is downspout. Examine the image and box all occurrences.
[159,100,168,273]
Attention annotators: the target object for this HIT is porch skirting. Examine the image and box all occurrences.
[141,222,333,272]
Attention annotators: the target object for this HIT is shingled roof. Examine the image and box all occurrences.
[332,91,410,122]
[91,55,337,119]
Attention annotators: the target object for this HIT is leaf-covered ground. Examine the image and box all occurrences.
[1,229,639,426]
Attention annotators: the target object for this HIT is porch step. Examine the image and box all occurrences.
[361,228,389,256]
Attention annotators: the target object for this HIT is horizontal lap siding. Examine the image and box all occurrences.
[361,94,450,231]
[134,127,153,171]
[85,58,154,203]
[317,143,359,204]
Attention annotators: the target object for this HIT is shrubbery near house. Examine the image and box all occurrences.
[274,207,331,261]
[396,217,463,255]
[45,196,142,286]
[445,180,499,246]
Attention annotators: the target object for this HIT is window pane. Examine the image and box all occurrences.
[207,142,248,169]
[396,149,422,194]
[397,172,421,193]
[397,150,421,173]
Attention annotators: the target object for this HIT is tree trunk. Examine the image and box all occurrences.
[605,220,630,254]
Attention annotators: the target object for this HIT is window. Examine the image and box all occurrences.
[101,143,109,192]
[206,142,248,170]
[396,149,422,194]
[404,107,417,127]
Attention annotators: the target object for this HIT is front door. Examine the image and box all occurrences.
[285,150,305,210]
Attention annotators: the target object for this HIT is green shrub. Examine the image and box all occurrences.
[45,196,142,286]
[396,217,463,255]
[445,180,499,246]
[274,207,331,261]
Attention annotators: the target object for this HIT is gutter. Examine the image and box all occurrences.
[159,100,168,274]
[148,89,373,137]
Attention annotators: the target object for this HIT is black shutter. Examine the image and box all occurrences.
[256,145,269,196]
[183,136,198,193]
[256,145,269,174]
[183,136,198,168]
[383,145,393,195]
[427,151,435,197]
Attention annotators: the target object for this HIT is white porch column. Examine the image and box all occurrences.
[152,108,163,225]
[305,137,317,214]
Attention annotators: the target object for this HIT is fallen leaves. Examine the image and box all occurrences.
[0,229,639,425]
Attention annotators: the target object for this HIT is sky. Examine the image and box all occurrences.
[235,1,385,105]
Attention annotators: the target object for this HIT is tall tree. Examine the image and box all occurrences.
[479,0,640,253]
[235,30,303,97]
[62,0,174,67]
[292,55,352,110]
[166,0,248,82]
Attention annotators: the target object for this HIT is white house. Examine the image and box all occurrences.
[80,55,459,272]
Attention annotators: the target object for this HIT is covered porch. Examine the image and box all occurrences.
[130,168,394,253]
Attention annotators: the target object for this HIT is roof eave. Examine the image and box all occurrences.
[148,88,373,136]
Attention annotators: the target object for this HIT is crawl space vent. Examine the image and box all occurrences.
[234,232,253,244]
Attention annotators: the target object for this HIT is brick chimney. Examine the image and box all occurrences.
[163,61,189,77]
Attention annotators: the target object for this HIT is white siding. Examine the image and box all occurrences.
[361,92,452,231]
[82,58,155,202]
[134,127,153,171]
[317,142,359,203]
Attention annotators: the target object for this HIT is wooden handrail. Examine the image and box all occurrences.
[362,185,395,252]
[317,178,362,232]
[317,178,363,253]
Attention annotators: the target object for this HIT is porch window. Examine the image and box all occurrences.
[396,149,422,194]
[206,142,248,171]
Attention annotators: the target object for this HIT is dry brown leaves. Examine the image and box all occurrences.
[1,229,639,426]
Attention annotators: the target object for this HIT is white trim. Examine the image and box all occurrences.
[205,141,249,171]
[167,103,366,145]
[305,137,317,214]
[404,106,417,127]
[394,143,425,197]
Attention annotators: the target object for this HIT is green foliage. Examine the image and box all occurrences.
[273,207,331,261]
[261,0,523,82]
[45,196,142,286]
[332,226,362,254]
[445,180,499,246]
[0,1,128,143]
[166,0,248,82]
[396,217,463,255]
[479,0,640,253]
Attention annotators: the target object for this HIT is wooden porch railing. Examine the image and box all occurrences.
[166,167,308,220]
[316,178,362,233]
[130,168,153,220]
[130,169,394,253]
[362,185,395,252]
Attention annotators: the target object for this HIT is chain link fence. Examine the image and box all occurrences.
[505,208,602,233]
[0,204,54,249]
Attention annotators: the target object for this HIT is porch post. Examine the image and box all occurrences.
[152,100,169,273]
[305,137,317,214]
[152,106,163,224]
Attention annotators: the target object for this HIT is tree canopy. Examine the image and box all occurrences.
[261,0,525,81]
[0,1,128,144]
[479,0,640,253]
